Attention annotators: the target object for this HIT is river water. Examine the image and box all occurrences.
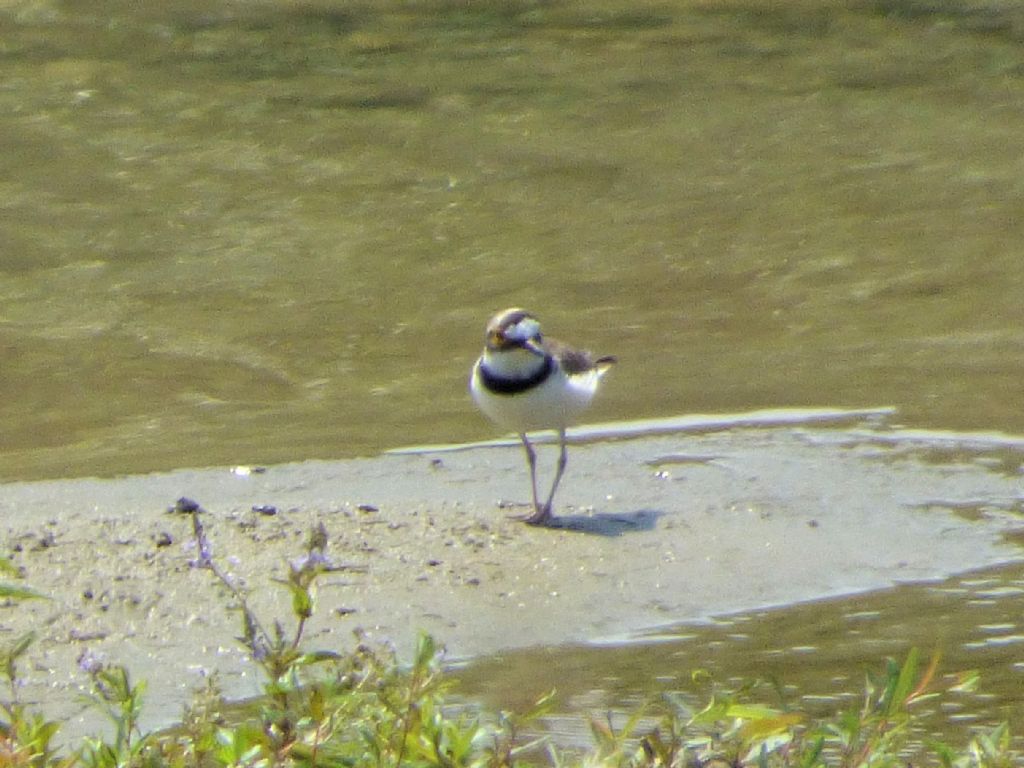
[2,0,1023,753]
[456,561,1024,754]
[2,0,1023,480]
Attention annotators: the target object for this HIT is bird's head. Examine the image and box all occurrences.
[484,308,545,357]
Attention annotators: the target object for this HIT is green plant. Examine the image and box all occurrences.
[0,557,61,768]
[76,656,154,768]
[608,649,1015,768]
[0,518,1016,768]
[183,512,560,768]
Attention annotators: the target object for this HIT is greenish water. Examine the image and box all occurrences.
[2,0,1023,749]
[1,0,1023,480]
[456,561,1024,752]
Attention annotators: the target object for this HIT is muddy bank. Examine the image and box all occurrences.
[1,409,1021,746]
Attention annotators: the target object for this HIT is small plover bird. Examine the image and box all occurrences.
[470,308,615,526]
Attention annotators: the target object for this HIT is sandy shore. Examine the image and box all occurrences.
[1,409,1022,746]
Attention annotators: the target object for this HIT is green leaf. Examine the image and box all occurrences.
[949,670,980,694]
[738,711,804,742]
[890,647,920,711]
[296,650,343,666]
[7,630,37,662]
[799,735,825,768]
[273,578,313,619]
[0,583,48,601]
[726,703,783,721]
[688,695,731,726]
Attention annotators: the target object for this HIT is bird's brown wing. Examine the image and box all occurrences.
[546,338,614,374]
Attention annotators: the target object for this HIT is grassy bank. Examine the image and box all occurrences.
[0,514,1017,767]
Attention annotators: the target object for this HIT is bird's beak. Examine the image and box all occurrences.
[522,337,545,357]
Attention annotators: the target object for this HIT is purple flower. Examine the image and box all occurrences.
[289,550,331,573]
[77,649,105,675]
[189,513,214,568]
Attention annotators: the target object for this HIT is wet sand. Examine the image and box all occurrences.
[1,409,1021,746]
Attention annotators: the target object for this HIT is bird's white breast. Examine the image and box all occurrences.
[470,353,606,433]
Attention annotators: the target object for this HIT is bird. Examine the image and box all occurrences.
[469,308,616,526]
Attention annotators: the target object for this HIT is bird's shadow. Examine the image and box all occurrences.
[539,508,664,537]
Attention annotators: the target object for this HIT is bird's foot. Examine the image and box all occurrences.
[522,503,553,527]
[501,501,555,526]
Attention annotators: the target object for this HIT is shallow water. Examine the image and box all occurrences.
[455,560,1024,753]
[1,0,1023,480]
[2,0,1023,752]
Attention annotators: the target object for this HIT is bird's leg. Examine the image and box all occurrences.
[526,428,568,526]
[518,433,544,521]
[546,428,569,510]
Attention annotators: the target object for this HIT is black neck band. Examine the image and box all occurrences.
[479,356,554,395]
